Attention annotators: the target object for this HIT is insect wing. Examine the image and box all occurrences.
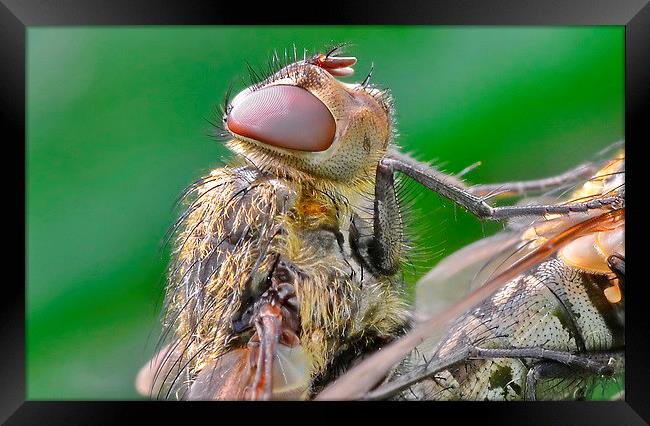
[136,343,186,399]
[414,229,521,320]
[188,349,251,400]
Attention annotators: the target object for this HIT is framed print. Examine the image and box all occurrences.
[3,0,648,423]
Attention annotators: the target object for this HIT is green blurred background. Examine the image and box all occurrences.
[27,27,623,399]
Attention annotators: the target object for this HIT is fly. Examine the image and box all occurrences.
[135,46,624,400]
[319,150,624,400]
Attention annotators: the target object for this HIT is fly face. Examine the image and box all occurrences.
[318,150,625,400]
[224,51,393,182]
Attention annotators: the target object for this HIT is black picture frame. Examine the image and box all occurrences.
[3,0,648,424]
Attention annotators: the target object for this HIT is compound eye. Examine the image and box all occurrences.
[226,85,336,152]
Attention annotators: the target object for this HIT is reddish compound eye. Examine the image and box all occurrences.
[227,85,336,152]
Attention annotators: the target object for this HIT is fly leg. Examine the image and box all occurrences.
[470,347,624,373]
[383,151,624,221]
[525,362,576,400]
[352,150,594,275]
[244,261,301,401]
[360,347,473,400]
[525,356,624,401]
[246,304,282,401]
[467,162,597,199]
[607,254,625,289]
[468,347,624,400]
[351,162,403,276]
